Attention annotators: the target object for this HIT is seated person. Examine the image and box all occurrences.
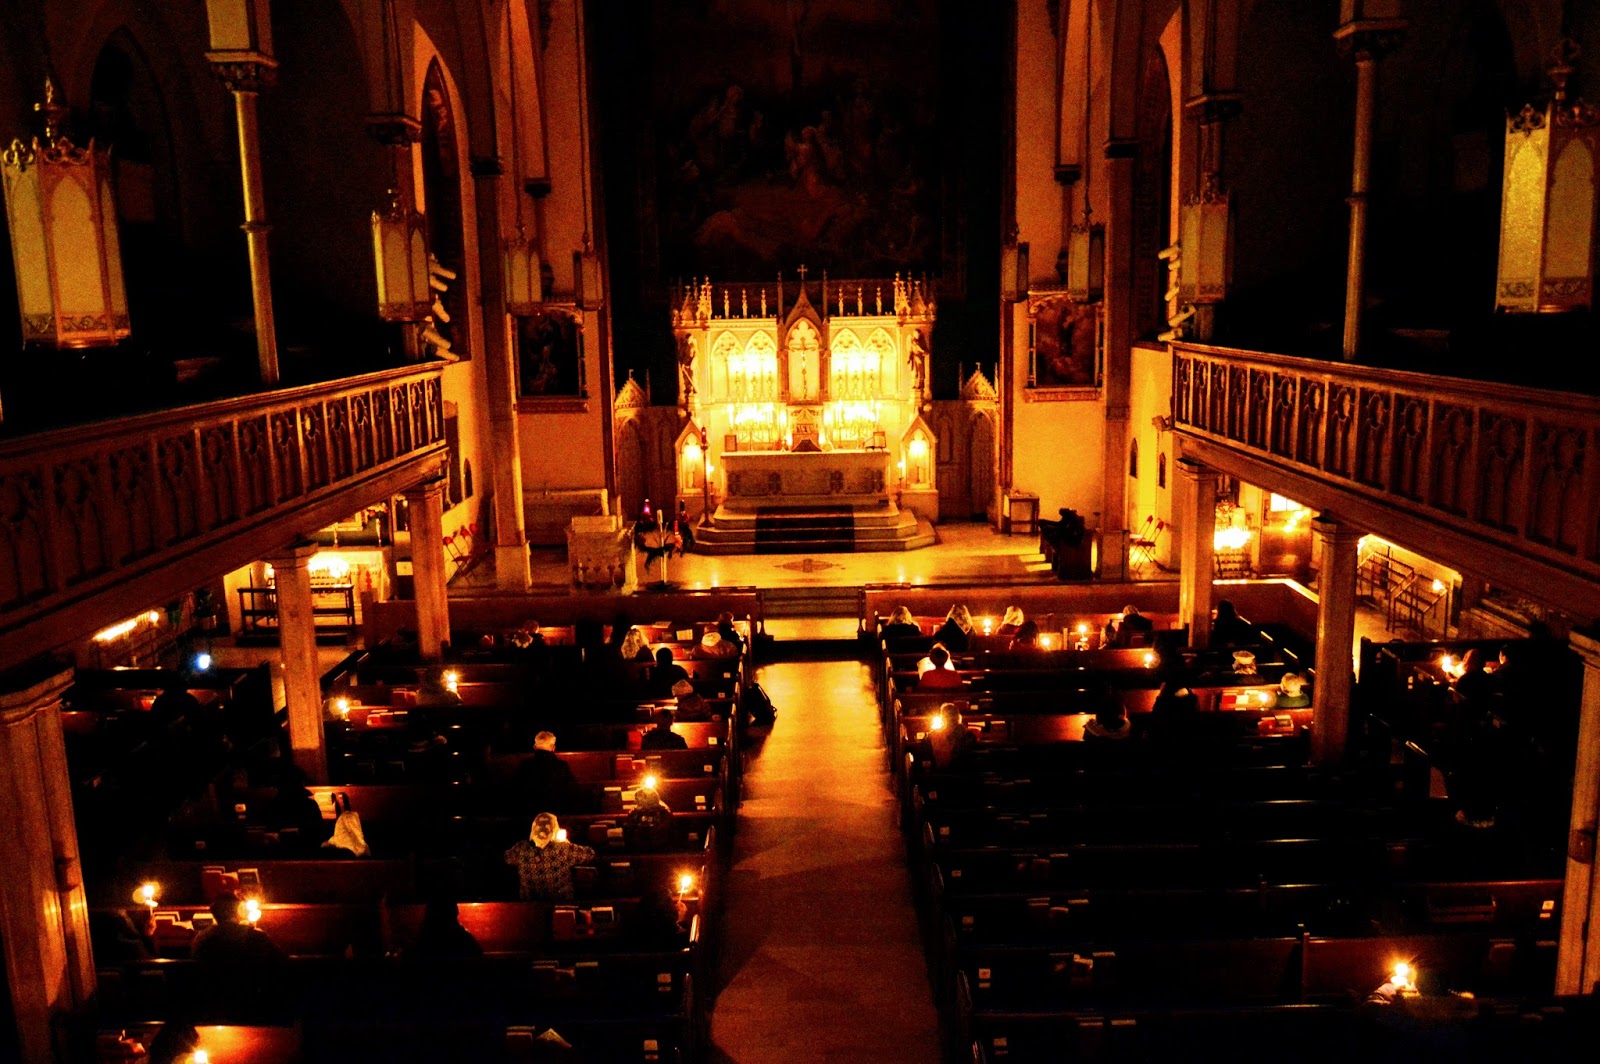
[1083,702,1133,741]
[715,611,747,652]
[1453,648,1494,705]
[640,708,689,750]
[513,731,581,815]
[146,1023,201,1064]
[1272,672,1311,709]
[997,606,1025,637]
[619,625,655,663]
[150,680,202,721]
[406,896,483,959]
[650,647,692,697]
[916,646,965,690]
[1209,599,1257,648]
[415,671,464,708]
[1150,675,1201,744]
[671,679,718,721]
[928,703,978,769]
[881,606,922,641]
[1111,605,1155,647]
[932,605,974,652]
[625,785,675,849]
[321,792,370,857]
[1008,620,1042,651]
[504,813,597,901]
[263,767,329,849]
[192,892,288,1013]
[89,909,153,964]
[695,630,739,659]
[1232,650,1259,677]
[633,882,690,946]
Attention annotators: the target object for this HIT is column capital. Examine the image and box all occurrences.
[265,542,319,570]
[1333,20,1406,62]
[1569,630,1600,671]
[1053,163,1082,186]
[1311,513,1365,545]
[404,476,449,505]
[1175,457,1220,484]
[206,52,278,92]
[469,155,505,179]
[0,661,74,729]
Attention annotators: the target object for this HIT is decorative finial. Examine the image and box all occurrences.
[35,78,68,142]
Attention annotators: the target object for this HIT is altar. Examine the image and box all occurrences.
[668,270,941,552]
[721,449,890,510]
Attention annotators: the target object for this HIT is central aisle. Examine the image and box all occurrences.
[709,659,941,1063]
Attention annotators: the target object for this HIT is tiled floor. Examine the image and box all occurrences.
[708,659,941,1063]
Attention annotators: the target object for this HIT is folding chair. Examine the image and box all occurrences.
[1129,516,1165,571]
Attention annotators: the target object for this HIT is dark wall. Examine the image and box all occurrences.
[592,0,1002,401]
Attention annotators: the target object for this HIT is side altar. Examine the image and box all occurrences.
[669,271,940,553]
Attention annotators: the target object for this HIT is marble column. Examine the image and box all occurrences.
[1557,631,1600,994]
[470,157,534,591]
[1098,146,1138,580]
[267,545,327,783]
[1334,13,1405,360]
[404,477,452,660]
[208,57,280,386]
[0,663,94,1063]
[1311,515,1362,764]
[1176,459,1220,647]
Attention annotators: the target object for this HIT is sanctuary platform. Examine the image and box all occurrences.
[695,448,935,554]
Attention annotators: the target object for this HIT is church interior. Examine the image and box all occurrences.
[4,0,1600,1061]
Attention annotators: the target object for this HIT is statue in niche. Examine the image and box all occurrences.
[517,309,582,397]
[907,329,930,406]
[677,335,697,408]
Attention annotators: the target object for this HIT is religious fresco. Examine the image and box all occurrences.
[649,0,941,279]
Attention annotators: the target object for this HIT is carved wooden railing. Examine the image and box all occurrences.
[0,364,446,665]
[1171,342,1600,606]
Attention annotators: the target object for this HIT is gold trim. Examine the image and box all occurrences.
[1024,386,1102,403]
[519,397,591,414]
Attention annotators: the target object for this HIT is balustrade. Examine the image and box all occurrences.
[0,365,446,668]
[1171,343,1600,616]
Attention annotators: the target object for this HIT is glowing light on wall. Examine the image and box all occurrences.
[1214,526,1251,550]
[94,610,163,643]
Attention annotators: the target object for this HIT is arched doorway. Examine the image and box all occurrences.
[421,58,468,357]
[969,413,995,520]
[617,420,648,521]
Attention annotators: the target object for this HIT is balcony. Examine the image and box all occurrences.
[1170,342,1600,619]
[0,363,447,670]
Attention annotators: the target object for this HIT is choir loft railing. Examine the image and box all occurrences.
[1171,342,1600,619]
[0,363,447,669]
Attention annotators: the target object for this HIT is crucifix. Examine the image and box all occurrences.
[797,263,808,283]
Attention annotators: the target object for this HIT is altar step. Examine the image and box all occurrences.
[694,503,936,554]
[762,586,866,619]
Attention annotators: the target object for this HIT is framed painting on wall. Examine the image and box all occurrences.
[517,306,587,408]
[1025,292,1102,401]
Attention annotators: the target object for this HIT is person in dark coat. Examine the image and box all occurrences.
[881,606,922,641]
[513,731,581,814]
[640,708,689,750]
[407,898,483,959]
[1209,600,1257,648]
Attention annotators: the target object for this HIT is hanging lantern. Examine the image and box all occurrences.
[1065,218,1104,303]
[1497,41,1600,313]
[504,228,543,316]
[1179,183,1230,305]
[371,189,432,322]
[203,0,274,58]
[1,80,131,348]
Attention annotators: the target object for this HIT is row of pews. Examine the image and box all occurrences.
[86,612,755,1063]
[872,602,1587,1062]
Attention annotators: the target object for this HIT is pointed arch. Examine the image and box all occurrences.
[421,56,470,357]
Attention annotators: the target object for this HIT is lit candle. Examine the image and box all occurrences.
[555,828,568,843]
[642,774,659,792]
[334,697,351,719]
[677,872,695,897]
[242,897,261,924]
[136,883,159,909]
[929,713,946,732]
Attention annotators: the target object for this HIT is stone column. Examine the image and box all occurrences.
[0,663,94,1063]
[1557,631,1600,994]
[1098,146,1138,580]
[469,157,533,590]
[404,477,452,660]
[1176,458,1220,647]
[1311,515,1362,764]
[1334,11,1405,360]
[208,57,281,386]
[267,545,327,783]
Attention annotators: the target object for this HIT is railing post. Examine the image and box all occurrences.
[1311,514,1363,765]
[267,544,328,783]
